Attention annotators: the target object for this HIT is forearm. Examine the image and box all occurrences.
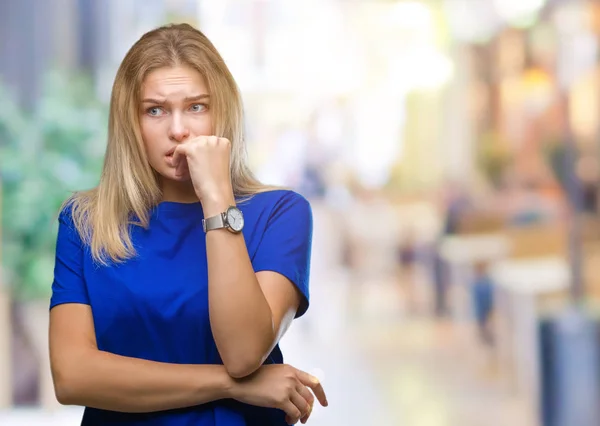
[56,349,233,413]
[204,200,275,377]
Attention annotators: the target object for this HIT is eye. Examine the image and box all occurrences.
[190,103,208,113]
[146,106,165,117]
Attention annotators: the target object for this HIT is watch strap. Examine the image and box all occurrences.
[203,212,227,232]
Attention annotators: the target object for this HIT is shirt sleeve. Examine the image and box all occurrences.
[251,192,313,318]
[49,206,90,310]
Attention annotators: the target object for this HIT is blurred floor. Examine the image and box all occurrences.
[286,270,532,426]
[0,275,531,426]
[0,406,84,425]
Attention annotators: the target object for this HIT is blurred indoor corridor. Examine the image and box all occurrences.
[1,201,532,426]
[4,1,600,425]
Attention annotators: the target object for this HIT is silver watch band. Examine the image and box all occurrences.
[202,213,227,232]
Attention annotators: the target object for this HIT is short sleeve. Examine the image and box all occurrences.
[49,207,90,310]
[252,192,313,318]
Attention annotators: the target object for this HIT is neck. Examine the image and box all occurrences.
[161,180,199,203]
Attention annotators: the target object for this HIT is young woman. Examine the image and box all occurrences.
[49,23,327,425]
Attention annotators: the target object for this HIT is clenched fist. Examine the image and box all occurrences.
[169,135,233,208]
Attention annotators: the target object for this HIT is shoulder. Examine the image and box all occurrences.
[57,192,86,224]
[241,189,311,220]
[242,189,311,210]
[56,191,94,243]
[57,197,76,226]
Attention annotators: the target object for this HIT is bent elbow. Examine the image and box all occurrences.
[53,377,77,406]
[218,329,275,378]
[52,366,81,406]
[223,356,263,379]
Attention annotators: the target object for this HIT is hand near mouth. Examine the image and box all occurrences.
[170,135,234,209]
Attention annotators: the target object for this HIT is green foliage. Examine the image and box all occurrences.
[0,71,107,300]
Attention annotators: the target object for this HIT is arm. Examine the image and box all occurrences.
[203,193,309,378]
[50,303,234,413]
[172,137,312,378]
[49,206,234,413]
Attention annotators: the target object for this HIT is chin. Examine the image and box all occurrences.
[170,172,191,182]
[155,168,190,183]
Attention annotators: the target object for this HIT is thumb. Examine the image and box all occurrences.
[171,145,186,168]
[172,146,188,177]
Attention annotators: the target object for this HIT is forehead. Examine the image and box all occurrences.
[141,66,208,97]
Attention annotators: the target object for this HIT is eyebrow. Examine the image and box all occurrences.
[141,94,210,104]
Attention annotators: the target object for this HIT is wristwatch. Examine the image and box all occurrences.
[203,206,244,234]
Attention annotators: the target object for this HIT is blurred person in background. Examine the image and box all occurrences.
[396,228,420,315]
[430,182,472,317]
[471,261,495,346]
[48,23,327,426]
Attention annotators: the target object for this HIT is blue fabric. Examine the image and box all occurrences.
[50,189,313,426]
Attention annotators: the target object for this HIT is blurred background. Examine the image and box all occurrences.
[2,0,600,425]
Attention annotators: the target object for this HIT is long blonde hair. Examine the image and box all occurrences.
[66,23,273,265]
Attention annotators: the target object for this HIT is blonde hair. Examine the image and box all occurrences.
[65,23,274,265]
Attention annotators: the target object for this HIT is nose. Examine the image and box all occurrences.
[168,112,190,142]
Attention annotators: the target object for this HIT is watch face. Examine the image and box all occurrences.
[227,207,244,232]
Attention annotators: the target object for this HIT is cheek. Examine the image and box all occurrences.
[140,122,161,157]
[191,115,213,136]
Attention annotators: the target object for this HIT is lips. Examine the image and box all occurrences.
[165,147,176,157]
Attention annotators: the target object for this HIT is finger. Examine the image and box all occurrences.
[174,156,188,177]
[300,405,312,424]
[296,371,328,407]
[292,389,310,415]
[297,385,314,423]
[171,145,187,168]
[171,146,189,177]
[297,385,314,410]
[289,391,309,425]
[282,400,301,425]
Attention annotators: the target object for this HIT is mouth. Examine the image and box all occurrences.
[165,147,176,157]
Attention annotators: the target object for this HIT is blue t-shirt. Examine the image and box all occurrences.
[50,189,313,425]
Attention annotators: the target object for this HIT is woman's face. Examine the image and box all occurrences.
[139,65,213,183]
